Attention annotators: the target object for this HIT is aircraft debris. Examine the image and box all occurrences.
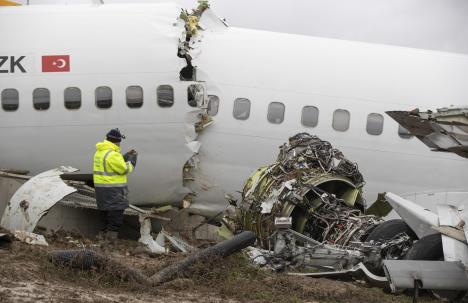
[225,133,415,282]
[230,133,371,246]
[0,166,175,251]
[0,166,78,245]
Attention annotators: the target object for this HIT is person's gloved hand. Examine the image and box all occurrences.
[124,150,138,168]
[129,153,137,168]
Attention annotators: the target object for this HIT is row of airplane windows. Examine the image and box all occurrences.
[0,86,413,139]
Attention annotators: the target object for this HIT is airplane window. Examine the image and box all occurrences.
[1,89,19,111]
[33,88,50,110]
[301,106,319,127]
[64,87,81,110]
[95,86,112,109]
[187,84,203,107]
[157,85,174,108]
[398,125,413,139]
[332,109,350,131]
[267,102,285,124]
[233,98,251,120]
[126,86,143,108]
[366,113,384,135]
[207,95,219,116]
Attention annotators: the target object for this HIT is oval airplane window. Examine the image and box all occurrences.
[332,109,350,132]
[33,88,50,110]
[366,113,384,135]
[64,87,81,110]
[233,98,251,120]
[157,85,174,108]
[267,102,285,124]
[95,86,112,109]
[301,106,319,127]
[1,88,19,111]
[126,86,143,108]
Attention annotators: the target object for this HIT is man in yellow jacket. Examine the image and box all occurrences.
[93,128,137,240]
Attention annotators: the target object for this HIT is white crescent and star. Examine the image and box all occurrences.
[52,59,67,69]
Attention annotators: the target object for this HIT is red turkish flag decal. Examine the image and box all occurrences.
[42,55,70,72]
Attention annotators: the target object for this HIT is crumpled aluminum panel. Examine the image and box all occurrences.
[0,166,78,232]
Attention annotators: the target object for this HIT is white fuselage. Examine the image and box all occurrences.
[1,3,468,216]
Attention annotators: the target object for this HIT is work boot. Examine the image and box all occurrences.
[105,231,118,241]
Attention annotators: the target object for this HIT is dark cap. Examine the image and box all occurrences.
[106,128,126,142]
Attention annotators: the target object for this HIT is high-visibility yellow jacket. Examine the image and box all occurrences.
[93,140,134,187]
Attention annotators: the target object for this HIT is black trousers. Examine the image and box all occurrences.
[104,209,125,232]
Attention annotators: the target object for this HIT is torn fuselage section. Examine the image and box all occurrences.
[178,1,210,81]
[182,82,213,209]
[225,133,412,276]
[176,2,225,213]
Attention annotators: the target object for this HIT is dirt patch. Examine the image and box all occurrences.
[0,233,436,303]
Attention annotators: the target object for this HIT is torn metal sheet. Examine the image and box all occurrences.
[387,107,468,158]
[0,166,78,233]
[384,260,468,292]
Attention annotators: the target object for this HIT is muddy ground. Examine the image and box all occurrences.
[0,232,436,303]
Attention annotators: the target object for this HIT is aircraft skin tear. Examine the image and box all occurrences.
[176,2,217,211]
